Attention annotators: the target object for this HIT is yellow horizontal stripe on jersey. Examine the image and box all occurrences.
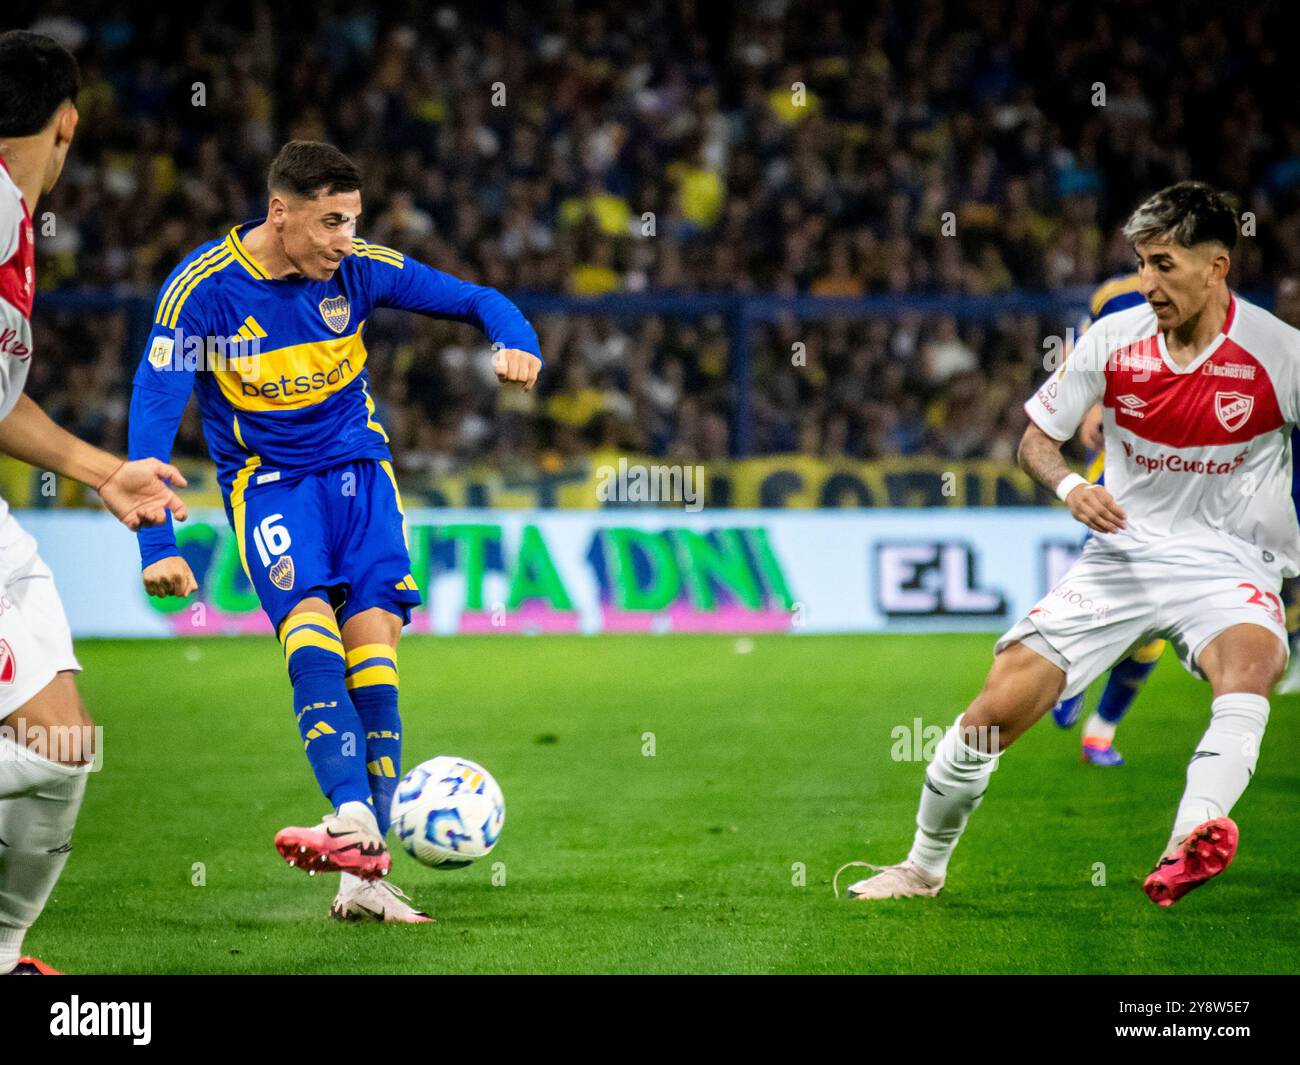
[157,243,229,325]
[1089,274,1141,318]
[212,324,368,411]
[165,250,235,328]
[346,664,400,690]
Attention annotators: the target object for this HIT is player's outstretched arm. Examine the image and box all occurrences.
[0,393,188,531]
[1018,422,1126,534]
[365,249,543,388]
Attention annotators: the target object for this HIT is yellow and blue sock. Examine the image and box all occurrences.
[345,643,402,836]
[281,611,372,810]
[1094,639,1164,726]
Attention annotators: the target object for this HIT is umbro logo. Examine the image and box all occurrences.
[1116,394,1147,417]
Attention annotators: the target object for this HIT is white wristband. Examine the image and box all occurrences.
[1055,473,1088,502]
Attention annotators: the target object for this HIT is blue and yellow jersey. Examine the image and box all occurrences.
[129,219,540,567]
[1081,273,1143,482]
[1088,272,1144,322]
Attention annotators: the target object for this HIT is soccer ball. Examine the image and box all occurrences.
[391,756,505,869]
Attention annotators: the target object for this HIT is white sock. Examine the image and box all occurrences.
[1082,712,1115,744]
[0,740,89,971]
[1170,693,1268,844]
[907,717,999,879]
[336,800,379,836]
[339,872,363,895]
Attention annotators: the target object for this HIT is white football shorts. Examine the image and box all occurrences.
[996,539,1289,700]
[0,508,81,721]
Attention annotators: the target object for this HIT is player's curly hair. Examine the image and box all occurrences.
[1122,181,1239,251]
[268,141,362,199]
[0,31,81,138]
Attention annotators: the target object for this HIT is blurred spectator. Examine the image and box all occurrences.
[12,0,1299,477]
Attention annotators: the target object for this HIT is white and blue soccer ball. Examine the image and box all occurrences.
[391,756,505,869]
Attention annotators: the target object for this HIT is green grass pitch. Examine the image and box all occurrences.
[27,633,1300,974]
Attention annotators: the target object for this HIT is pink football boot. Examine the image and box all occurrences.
[275,808,391,879]
[1143,817,1238,907]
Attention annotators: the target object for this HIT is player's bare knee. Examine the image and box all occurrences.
[962,688,1026,752]
[285,596,333,621]
[1212,654,1284,697]
[341,606,402,651]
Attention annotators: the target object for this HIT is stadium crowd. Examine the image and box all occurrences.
[14,0,1300,477]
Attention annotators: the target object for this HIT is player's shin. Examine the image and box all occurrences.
[0,738,88,971]
[907,716,1000,879]
[1170,693,1268,845]
[344,644,401,837]
[282,612,372,813]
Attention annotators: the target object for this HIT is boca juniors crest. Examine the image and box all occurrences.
[1215,391,1253,433]
[318,295,351,334]
[269,555,296,591]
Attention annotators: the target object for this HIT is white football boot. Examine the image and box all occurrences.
[834,860,944,900]
[329,877,434,923]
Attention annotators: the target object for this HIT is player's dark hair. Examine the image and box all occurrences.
[267,141,362,199]
[0,31,81,138]
[1122,181,1238,251]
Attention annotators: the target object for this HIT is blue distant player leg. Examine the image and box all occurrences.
[1079,639,1164,766]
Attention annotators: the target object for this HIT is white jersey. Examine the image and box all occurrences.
[1026,294,1300,578]
[0,156,35,525]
